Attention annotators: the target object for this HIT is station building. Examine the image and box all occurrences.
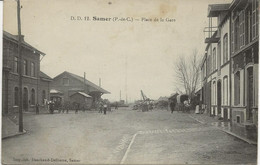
[2,31,52,114]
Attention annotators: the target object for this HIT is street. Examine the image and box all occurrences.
[2,107,257,164]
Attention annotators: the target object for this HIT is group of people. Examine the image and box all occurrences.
[41,98,114,115]
[98,100,110,115]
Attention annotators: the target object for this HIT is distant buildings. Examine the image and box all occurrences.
[50,71,110,108]
[2,31,52,114]
[201,0,258,138]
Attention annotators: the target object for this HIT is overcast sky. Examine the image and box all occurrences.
[4,0,231,102]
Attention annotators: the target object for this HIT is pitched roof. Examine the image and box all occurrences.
[158,96,168,101]
[3,31,45,56]
[40,71,52,81]
[70,92,92,98]
[168,93,179,99]
[56,71,110,94]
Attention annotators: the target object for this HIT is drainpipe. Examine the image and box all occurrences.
[229,13,232,123]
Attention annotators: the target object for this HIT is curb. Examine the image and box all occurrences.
[2,129,27,140]
[189,115,257,145]
[219,128,257,145]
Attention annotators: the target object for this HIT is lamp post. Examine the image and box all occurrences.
[17,0,23,132]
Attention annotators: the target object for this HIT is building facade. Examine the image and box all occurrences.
[2,31,52,114]
[201,0,258,139]
[230,0,258,131]
[202,3,231,120]
[50,71,110,107]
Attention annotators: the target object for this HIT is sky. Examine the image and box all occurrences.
[3,0,231,102]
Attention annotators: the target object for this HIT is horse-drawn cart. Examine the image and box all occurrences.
[176,94,190,113]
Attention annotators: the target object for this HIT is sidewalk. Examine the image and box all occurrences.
[2,109,99,139]
[2,116,26,139]
[189,113,257,145]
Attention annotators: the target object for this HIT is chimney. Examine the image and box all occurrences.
[21,35,24,41]
[16,35,24,41]
[99,78,101,87]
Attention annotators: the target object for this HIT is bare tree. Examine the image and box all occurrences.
[174,49,201,105]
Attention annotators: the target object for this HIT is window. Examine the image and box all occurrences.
[237,116,240,123]
[234,71,240,105]
[212,81,216,105]
[42,90,46,104]
[239,10,245,47]
[14,57,18,73]
[223,34,228,63]
[234,17,239,51]
[252,0,257,39]
[245,5,252,44]
[63,78,69,85]
[14,87,19,106]
[231,14,235,53]
[223,76,228,105]
[31,62,35,77]
[23,60,28,75]
[213,48,216,70]
[217,42,221,67]
[31,88,35,105]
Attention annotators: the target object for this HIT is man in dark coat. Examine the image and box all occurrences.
[170,101,176,113]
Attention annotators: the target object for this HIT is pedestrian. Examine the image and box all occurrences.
[103,102,107,115]
[75,103,80,114]
[65,101,70,114]
[49,101,54,114]
[98,101,103,113]
[170,101,175,114]
[36,103,40,114]
[115,102,118,110]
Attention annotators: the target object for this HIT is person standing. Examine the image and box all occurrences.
[115,102,118,110]
[36,103,40,114]
[170,101,175,114]
[103,102,107,115]
[75,103,80,114]
[99,101,103,113]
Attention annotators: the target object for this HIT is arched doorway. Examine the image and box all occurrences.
[217,81,221,116]
[247,67,253,121]
[23,87,29,111]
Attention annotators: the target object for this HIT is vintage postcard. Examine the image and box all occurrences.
[2,0,258,164]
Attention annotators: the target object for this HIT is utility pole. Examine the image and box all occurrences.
[17,0,23,132]
[120,90,121,101]
[125,55,128,104]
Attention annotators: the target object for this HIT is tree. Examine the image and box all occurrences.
[174,49,201,106]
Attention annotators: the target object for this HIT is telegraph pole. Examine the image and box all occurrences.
[17,0,23,132]
[125,55,128,104]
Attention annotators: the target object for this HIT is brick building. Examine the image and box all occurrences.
[2,31,52,114]
[50,71,110,108]
[201,0,258,140]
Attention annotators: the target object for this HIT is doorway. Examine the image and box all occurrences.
[217,81,221,116]
[247,67,253,120]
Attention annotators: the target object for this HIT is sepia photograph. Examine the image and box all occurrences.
[2,0,259,164]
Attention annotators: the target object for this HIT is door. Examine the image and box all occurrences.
[217,81,221,116]
[23,87,28,111]
[223,108,228,121]
[247,67,253,120]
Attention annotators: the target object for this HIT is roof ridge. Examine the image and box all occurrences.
[64,71,110,94]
